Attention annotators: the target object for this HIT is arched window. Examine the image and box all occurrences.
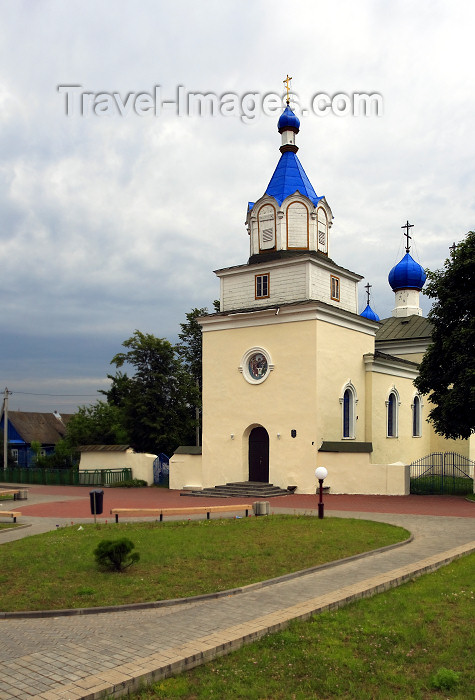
[341,383,356,438]
[286,201,309,249]
[412,395,422,437]
[386,389,399,438]
[317,207,328,253]
[257,204,276,251]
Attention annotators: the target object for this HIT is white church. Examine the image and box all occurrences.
[170,98,474,496]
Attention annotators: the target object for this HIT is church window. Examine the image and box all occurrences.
[386,390,399,437]
[412,395,422,437]
[317,207,328,253]
[258,204,276,251]
[286,202,309,249]
[331,275,340,301]
[341,384,357,438]
[255,273,269,299]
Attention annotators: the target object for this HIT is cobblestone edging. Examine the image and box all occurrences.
[29,541,475,700]
[0,535,413,620]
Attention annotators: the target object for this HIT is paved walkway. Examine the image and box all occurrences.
[0,487,473,700]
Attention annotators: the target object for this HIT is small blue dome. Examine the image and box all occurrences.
[360,304,380,322]
[278,106,300,133]
[388,252,427,292]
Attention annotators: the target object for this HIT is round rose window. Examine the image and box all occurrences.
[240,347,273,385]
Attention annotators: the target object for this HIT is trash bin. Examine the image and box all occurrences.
[14,489,28,500]
[89,490,104,515]
[252,501,270,516]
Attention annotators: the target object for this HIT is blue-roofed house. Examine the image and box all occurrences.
[0,410,73,468]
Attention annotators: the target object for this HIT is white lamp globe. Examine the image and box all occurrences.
[315,467,328,480]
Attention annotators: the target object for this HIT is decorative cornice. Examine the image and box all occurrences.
[375,339,430,356]
[363,352,419,379]
[279,144,299,154]
[199,301,378,335]
[215,252,363,283]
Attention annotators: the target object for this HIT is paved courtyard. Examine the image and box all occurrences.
[0,485,473,699]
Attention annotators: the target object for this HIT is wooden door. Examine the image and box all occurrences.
[248,427,269,482]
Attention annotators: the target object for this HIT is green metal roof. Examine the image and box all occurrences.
[375,315,433,342]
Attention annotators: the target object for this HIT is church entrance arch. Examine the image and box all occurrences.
[248,427,269,482]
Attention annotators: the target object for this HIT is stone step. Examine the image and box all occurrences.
[181,481,292,498]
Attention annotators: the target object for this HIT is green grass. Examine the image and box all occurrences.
[0,516,408,612]
[465,493,475,502]
[134,553,475,700]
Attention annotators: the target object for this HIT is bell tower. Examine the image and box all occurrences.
[245,82,333,261]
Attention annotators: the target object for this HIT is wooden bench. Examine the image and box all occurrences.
[0,489,29,500]
[110,504,253,523]
[0,511,21,523]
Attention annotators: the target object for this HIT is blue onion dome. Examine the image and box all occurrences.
[360,304,380,322]
[278,105,300,133]
[388,252,427,292]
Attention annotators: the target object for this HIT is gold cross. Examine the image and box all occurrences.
[283,74,292,104]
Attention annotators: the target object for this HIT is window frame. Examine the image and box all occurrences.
[317,206,328,253]
[412,395,422,437]
[386,389,400,438]
[255,273,270,300]
[330,275,340,302]
[340,383,357,439]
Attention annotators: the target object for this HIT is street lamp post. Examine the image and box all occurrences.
[315,467,328,519]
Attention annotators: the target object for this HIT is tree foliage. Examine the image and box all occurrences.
[414,231,475,439]
[176,305,217,446]
[104,330,198,455]
[64,305,217,457]
[65,402,129,448]
[176,307,208,391]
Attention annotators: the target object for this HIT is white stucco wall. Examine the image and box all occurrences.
[79,450,157,485]
[169,452,204,490]
[317,453,410,495]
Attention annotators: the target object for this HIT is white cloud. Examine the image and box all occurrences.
[0,0,474,411]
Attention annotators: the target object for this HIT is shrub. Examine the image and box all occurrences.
[94,538,140,572]
[430,667,460,691]
[114,478,148,488]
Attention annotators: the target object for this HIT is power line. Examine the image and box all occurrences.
[12,391,102,397]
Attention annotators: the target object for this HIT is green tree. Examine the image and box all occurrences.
[104,330,198,455]
[0,436,15,468]
[176,303,219,446]
[65,402,129,448]
[414,231,475,439]
[34,440,79,469]
[30,440,42,466]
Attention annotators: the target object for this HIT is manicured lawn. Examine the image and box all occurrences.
[0,516,408,612]
[135,552,475,699]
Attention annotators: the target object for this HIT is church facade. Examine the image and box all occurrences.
[170,103,474,495]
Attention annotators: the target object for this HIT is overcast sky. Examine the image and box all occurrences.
[1,0,473,413]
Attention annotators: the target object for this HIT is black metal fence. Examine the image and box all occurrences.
[0,467,132,487]
[410,452,474,495]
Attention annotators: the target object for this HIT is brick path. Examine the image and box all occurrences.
[0,486,473,699]
[5,484,475,519]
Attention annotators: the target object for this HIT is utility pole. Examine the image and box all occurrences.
[2,388,11,471]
